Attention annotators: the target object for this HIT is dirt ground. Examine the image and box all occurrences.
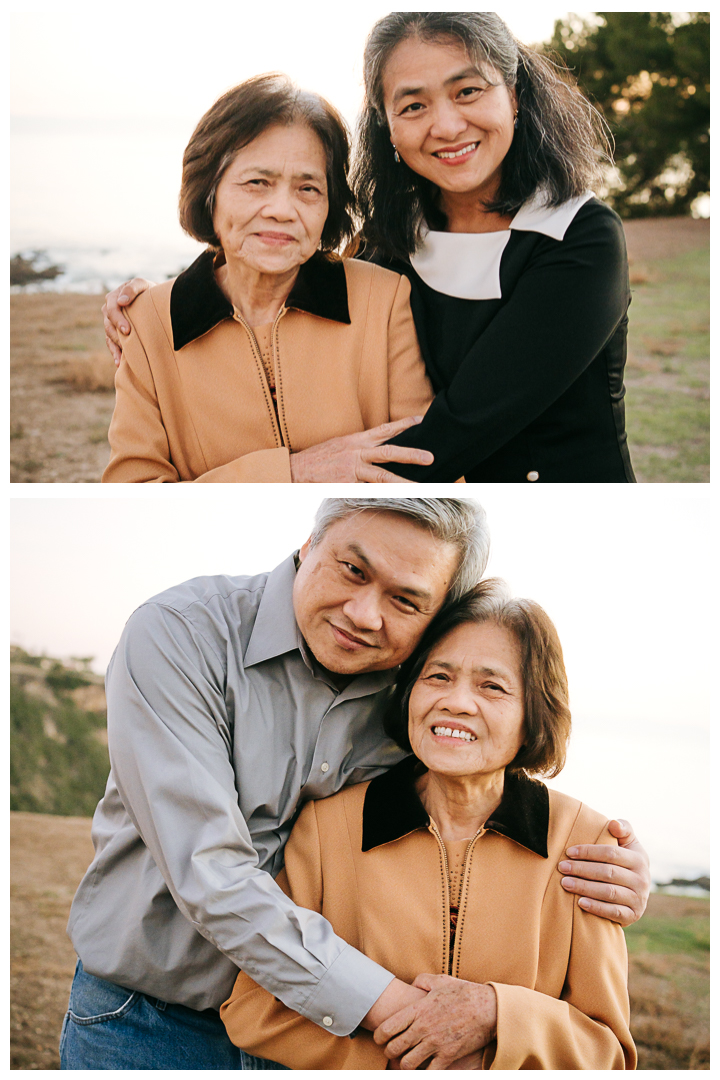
[10,293,115,482]
[10,811,710,1070]
[11,813,95,1069]
[621,216,709,263]
[9,217,709,484]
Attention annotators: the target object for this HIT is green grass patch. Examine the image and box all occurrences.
[625,900,709,956]
[625,244,709,483]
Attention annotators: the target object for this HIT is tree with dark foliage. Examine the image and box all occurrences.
[546,12,709,217]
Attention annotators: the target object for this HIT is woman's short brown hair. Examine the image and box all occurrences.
[384,579,572,778]
[179,74,355,252]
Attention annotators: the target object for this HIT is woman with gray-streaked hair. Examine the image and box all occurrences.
[354,11,636,483]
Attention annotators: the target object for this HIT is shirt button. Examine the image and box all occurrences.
[320,762,329,773]
[323,1016,333,1027]
[526,470,539,482]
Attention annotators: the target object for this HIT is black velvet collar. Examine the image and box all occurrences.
[362,755,549,858]
[170,249,351,351]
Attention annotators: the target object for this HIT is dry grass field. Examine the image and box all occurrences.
[10,293,115,482]
[9,217,709,484]
[11,813,95,1070]
[11,811,709,1070]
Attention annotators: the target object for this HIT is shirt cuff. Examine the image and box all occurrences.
[299,943,395,1036]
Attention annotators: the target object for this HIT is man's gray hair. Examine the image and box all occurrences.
[309,498,490,604]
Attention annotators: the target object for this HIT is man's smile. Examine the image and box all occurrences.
[329,623,379,650]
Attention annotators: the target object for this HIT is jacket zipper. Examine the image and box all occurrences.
[232,308,286,448]
[429,822,484,977]
[270,309,292,450]
[451,829,484,977]
[428,821,453,975]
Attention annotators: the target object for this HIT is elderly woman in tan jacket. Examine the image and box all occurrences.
[220,582,636,1070]
[102,75,434,483]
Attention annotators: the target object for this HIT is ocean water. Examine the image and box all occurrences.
[545,716,710,889]
[11,116,206,291]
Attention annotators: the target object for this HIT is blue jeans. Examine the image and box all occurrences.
[60,959,289,1070]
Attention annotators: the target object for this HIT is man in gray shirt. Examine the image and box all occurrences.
[61,497,650,1070]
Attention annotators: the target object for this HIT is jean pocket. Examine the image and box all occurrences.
[67,967,141,1026]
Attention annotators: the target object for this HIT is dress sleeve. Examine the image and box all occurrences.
[220,800,389,1070]
[385,201,630,481]
[106,604,393,1034]
[102,318,292,483]
[483,822,636,1070]
[385,274,435,423]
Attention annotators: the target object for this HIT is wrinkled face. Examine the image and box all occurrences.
[212,123,329,276]
[382,36,517,204]
[408,620,525,779]
[293,511,459,675]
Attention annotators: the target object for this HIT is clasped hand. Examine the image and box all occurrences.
[289,418,433,483]
[376,975,497,1071]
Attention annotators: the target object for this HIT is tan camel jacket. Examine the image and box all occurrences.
[220,759,636,1070]
[102,251,434,483]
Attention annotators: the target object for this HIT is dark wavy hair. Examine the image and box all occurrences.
[353,12,612,261]
[179,74,355,254]
[384,579,572,779]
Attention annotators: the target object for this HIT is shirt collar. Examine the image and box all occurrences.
[244,553,304,667]
[409,191,594,301]
[170,249,352,350]
[361,755,549,857]
[509,190,594,240]
[244,552,398,699]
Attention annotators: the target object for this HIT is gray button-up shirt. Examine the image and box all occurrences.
[68,554,407,1033]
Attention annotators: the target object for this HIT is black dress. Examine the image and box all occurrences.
[377,196,635,483]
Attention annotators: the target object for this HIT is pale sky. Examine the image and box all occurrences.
[10,485,710,726]
[10,7,595,127]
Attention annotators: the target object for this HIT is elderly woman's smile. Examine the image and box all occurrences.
[212,123,329,282]
[408,620,525,782]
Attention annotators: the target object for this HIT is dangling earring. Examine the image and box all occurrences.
[392,143,401,164]
[514,111,519,130]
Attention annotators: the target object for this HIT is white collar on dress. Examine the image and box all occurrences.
[409,191,594,300]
